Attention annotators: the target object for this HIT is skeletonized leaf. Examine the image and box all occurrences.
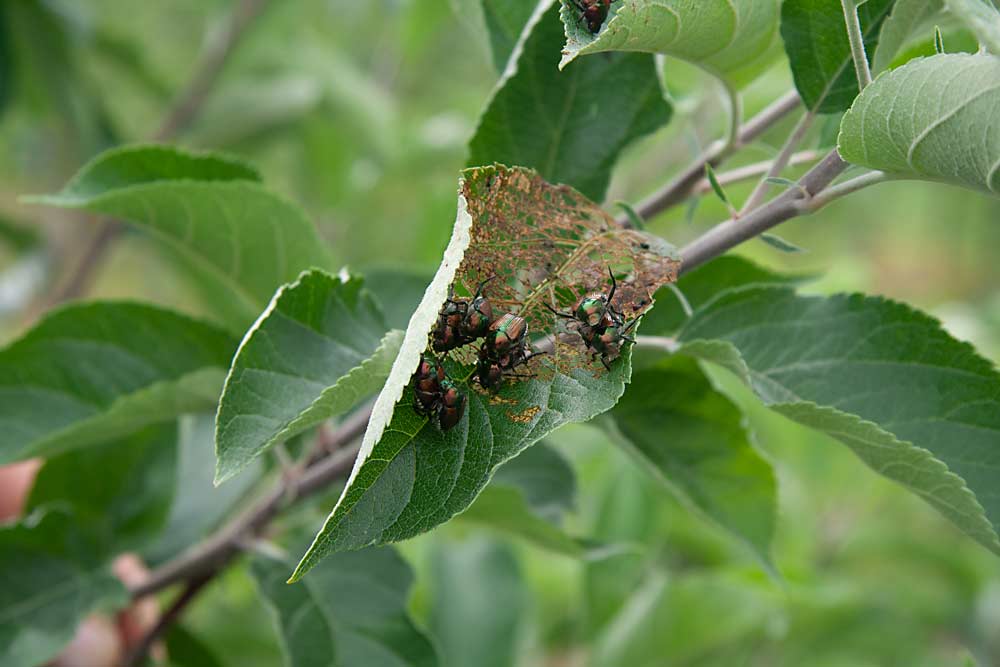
[781,0,895,112]
[251,546,438,667]
[610,355,776,563]
[0,302,236,463]
[0,512,128,667]
[873,0,944,72]
[838,53,1000,196]
[291,165,680,580]
[559,0,782,86]
[27,145,335,324]
[469,4,672,202]
[215,271,398,483]
[945,0,1000,52]
[679,286,1000,555]
[27,423,177,554]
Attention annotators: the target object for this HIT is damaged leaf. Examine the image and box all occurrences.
[291,165,680,580]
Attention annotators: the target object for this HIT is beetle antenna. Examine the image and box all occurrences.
[606,266,617,303]
[543,302,576,320]
[475,274,498,297]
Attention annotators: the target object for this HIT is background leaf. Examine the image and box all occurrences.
[292,165,680,580]
[468,5,672,202]
[781,0,895,112]
[679,286,1000,554]
[252,546,438,667]
[944,0,1000,53]
[838,53,1000,196]
[481,0,539,69]
[873,0,944,72]
[559,0,782,87]
[429,538,527,667]
[26,423,177,555]
[215,271,396,483]
[642,255,806,335]
[146,414,262,564]
[610,355,777,562]
[0,302,235,463]
[0,511,128,667]
[28,145,335,326]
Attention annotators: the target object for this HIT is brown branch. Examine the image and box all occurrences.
[617,90,802,227]
[36,0,271,312]
[128,404,371,600]
[123,573,214,667]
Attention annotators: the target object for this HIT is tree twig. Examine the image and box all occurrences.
[619,90,801,226]
[739,109,817,214]
[124,573,215,667]
[35,0,271,313]
[841,0,873,91]
[691,150,822,196]
[678,150,850,274]
[129,405,371,600]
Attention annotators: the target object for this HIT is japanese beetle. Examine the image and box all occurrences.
[412,354,446,416]
[567,0,617,34]
[578,312,639,370]
[483,312,528,359]
[410,354,466,431]
[475,346,546,391]
[544,268,639,370]
[437,378,466,430]
[432,277,496,353]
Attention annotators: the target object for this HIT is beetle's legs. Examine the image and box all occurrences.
[606,265,617,304]
[600,355,612,371]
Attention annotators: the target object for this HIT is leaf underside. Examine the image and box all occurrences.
[838,53,1000,196]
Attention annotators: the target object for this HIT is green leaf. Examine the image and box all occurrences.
[215,270,397,483]
[610,355,777,562]
[468,5,672,202]
[0,7,12,118]
[0,302,236,463]
[642,255,807,335]
[592,571,778,666]
[291,165,681,580]
[838,53,1000,196]
[705,163,733,209]
[26,423,177,554]
[146,414,263,563]
[481,0,538,69]
[679,286,1000,554]
[945,0,1000,52]
[251,546,438,667]
[166,626,225,667]
[0,216,39,253]
[559,0,782,87]
[759,232,806,253]
[459,445,589,557]
[490,439,577,521]
[781,0,895,112]
[935,24,946,51]
[873,0,944,72]
[27,145,335,322]
[429,538,526,667]
[364,268,434,331]
[0,511,128,667]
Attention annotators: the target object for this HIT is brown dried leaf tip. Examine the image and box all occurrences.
[443,164,681,377]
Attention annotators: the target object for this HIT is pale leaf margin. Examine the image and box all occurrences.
[288,190,475,582]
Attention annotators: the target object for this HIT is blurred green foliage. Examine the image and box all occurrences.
[1,0,999,664]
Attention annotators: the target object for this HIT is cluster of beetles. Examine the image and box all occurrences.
[412,268,641,431]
